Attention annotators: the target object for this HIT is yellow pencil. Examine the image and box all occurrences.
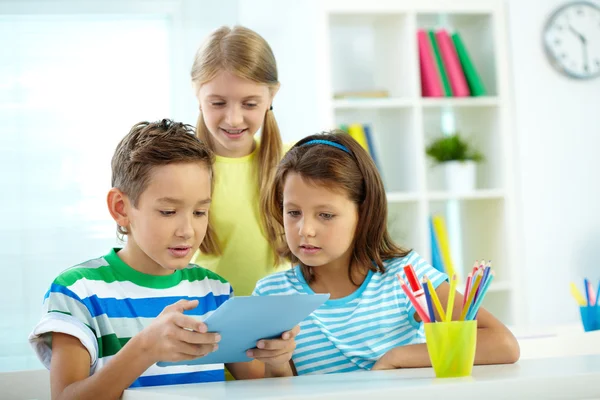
[425,276,446,322]
[460,270,483,321]
[446,274,457,322]
[570,282,587,306]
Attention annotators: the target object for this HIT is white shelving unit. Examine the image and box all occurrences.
[316,0,521,325]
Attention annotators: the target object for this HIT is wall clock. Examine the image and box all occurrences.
[543,1,600,79]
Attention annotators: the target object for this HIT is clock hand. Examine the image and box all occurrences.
[568,23,585,42]
[583,40,589,71]
[568,22,590,71]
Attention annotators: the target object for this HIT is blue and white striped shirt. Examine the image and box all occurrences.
[253,251,447,375]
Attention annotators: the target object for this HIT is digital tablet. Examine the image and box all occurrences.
[157,293,329,366]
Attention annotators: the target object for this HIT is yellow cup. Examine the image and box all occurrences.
[424,320,477,378]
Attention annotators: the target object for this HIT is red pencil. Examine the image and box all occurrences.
[462,273,472,307]
[397,275,430,323]
[403,264,421,292]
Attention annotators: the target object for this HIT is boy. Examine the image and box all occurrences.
[29,119,297,400]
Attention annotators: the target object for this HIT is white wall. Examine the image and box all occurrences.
[238,0,322,143]
[174,0,239,123]
[507,0,600,327]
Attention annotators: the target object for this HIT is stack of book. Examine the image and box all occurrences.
[338,123,381,172]
[418,28,486,97]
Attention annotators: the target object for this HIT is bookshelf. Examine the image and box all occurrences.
[316,0,521,325]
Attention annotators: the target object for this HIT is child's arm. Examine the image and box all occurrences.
[50,299,220,400]
[372,282,520,370]
[227,325,300,379]
[50,332,154,400]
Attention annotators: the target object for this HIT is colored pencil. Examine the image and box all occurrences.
[584,278,591,306]
[403,265,421,292]
[570,282,587,306]
[472,265,491,314]
[446,274,457,322]
[397,275,430,323]
[587,280,596,306]
[422,277,436,323]
[466,272,495,320]
[425,275,446,322]
[460,270,483,321]
[462,273,472,307]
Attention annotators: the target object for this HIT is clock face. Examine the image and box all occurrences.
[543,1,600,79]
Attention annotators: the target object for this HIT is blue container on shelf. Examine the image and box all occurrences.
[580,306,600,332]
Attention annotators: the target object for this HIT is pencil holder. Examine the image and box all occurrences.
[424,320,477,378]
[580,306,600,332]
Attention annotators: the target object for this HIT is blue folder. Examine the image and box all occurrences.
[158,294,329,366]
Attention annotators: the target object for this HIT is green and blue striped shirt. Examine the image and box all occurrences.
[29,248,232,387]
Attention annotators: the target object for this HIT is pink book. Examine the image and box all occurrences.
[435,29,470,97]
[417,29,443,97]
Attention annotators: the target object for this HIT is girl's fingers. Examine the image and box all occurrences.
[255,338,289,350]
[281,325,300,340]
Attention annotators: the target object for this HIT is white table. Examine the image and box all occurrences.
[517,325,600,360]
[123,354,600,400]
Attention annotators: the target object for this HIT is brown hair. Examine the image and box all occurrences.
[111,118,219,254]
[191,25,282,236]
[264,131,410,284]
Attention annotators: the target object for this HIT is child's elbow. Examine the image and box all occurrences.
[501,332,520,364]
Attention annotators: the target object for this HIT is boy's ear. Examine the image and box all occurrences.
[107,188,130,228]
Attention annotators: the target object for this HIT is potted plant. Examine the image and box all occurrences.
[425,133,484,192]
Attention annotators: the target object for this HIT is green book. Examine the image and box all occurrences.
[428,30,452,97]
[451,32,486,96]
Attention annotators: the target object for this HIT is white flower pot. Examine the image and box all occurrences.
[442,161,476,192]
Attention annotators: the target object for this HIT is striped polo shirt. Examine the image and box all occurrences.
[29,248,232,387]
[253,251,447,375]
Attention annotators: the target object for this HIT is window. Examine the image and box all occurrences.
[0,14,172,371]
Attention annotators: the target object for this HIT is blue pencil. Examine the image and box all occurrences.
[470,264,491,315]
[422,277,436,323]
[584,278,591,306]
[466,273,495,320]
[596,281,600,307]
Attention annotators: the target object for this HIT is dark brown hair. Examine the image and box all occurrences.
[111,118,219,254]
[264,131,409,284]
[191,25,282,237]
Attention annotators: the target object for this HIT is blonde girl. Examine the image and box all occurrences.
[190,25,287,296]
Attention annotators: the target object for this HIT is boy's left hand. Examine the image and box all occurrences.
[246,325,300,366]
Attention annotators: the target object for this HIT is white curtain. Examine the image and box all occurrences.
[0,14,172,371]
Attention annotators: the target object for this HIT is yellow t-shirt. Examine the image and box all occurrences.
[193,146,289,296]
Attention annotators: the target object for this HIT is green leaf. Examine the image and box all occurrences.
[425,133,484,164]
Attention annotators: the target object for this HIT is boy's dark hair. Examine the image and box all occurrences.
[264,131,410,285]
[111,118,219,254]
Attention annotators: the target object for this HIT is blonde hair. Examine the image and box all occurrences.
[191,25,282,241]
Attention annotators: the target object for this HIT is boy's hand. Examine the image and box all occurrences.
[137,299,221,364]
[246,325,300,367]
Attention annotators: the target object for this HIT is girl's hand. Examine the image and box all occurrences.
[372,348,400,370]
[136,299,221,364]
[247,325,300,367]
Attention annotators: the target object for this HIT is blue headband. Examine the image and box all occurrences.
[301,139,350,154]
